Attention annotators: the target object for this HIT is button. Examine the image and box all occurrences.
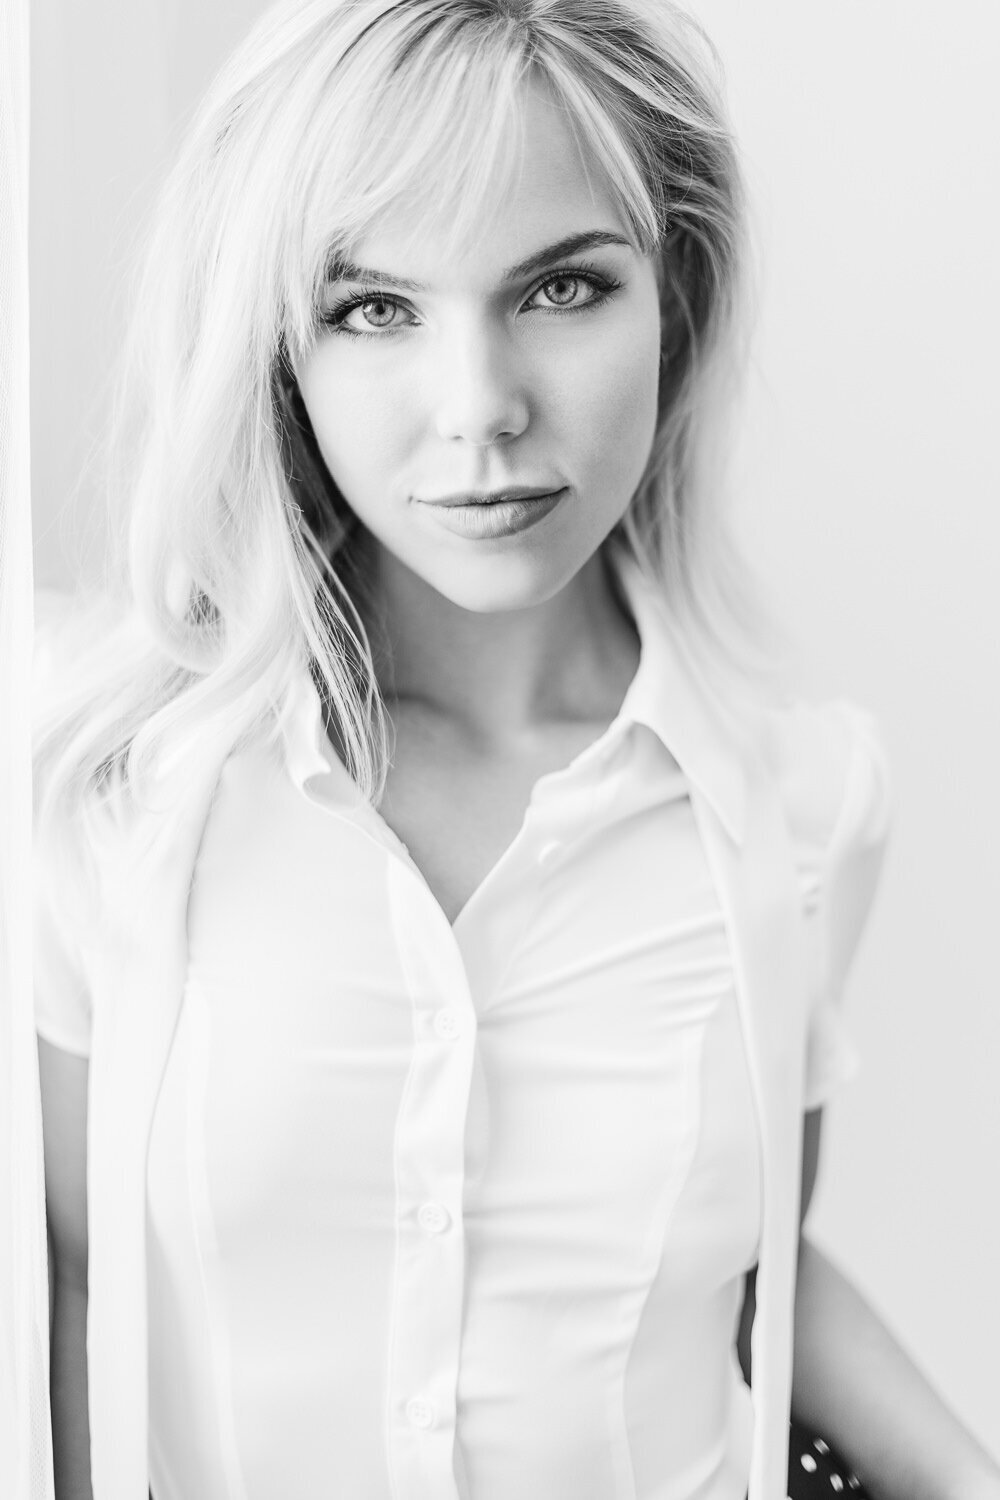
[433,1008,462,1040]
[405,1397,435,1430]
[417,1201,450,1234]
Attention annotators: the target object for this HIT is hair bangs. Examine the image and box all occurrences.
[280,11,535,352]
[535,55,662,254]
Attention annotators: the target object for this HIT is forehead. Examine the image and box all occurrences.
[330,74,634,288]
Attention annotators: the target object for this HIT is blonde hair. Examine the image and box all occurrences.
[35,0,786,874]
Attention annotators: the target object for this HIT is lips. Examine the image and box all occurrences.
[420,487,565,540]
[418,486,563,508]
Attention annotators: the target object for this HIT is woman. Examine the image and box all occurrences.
[33,2,1000,1499]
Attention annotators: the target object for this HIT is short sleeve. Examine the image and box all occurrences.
[33,589,93,1057]
[786,700,893,1111]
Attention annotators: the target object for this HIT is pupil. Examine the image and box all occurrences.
[366,298,392,324]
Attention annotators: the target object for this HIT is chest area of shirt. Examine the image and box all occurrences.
[374,712,622,927]
[185,719,698,1016]
[165,742,758,1278]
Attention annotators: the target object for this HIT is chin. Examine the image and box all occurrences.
[429,547,593,615]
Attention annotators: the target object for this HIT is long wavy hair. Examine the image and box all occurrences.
[34,0,786,884]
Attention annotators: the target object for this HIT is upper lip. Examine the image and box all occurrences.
[418,486,563,508]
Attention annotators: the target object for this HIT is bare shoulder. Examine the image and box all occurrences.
[37,1036,89,1288]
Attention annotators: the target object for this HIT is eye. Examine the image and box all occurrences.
[326,293,414,335]
[520,263,623,318]
[528,272,605,311]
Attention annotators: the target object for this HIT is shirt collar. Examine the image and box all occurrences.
[278,542,749,846]
[604,542,748,846]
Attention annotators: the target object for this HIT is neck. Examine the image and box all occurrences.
[353,537,640,748]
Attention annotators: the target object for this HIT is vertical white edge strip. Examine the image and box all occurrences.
[0,0,55,1490]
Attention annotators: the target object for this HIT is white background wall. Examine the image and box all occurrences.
[31,0,999,1456]
[693,0,1000,1455]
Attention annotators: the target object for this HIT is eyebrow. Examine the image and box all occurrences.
[324,229,636,291]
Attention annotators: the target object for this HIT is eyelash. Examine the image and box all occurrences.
[318,260,624,340]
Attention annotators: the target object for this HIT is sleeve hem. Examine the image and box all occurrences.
[802,1051,861,1112]
[34,1018,91,1060]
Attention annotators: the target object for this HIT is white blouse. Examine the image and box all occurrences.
[34,547,886,1500]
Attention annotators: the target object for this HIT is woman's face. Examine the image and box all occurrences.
[294,77,664,616]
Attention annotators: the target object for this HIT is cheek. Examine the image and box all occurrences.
[558,317,661,492]
[297,357,412,494]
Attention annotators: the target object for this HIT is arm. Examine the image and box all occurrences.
[790,1110,1000,1500]
[38,1036,94,1500]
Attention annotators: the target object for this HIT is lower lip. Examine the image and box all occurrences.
[421,489,565,539]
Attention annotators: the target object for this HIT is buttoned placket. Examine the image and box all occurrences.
[375,807,548,1499]
[379,843,478,1500]
[365,727,628,1500]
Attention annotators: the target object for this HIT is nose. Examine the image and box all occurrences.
[429,318,530,446]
